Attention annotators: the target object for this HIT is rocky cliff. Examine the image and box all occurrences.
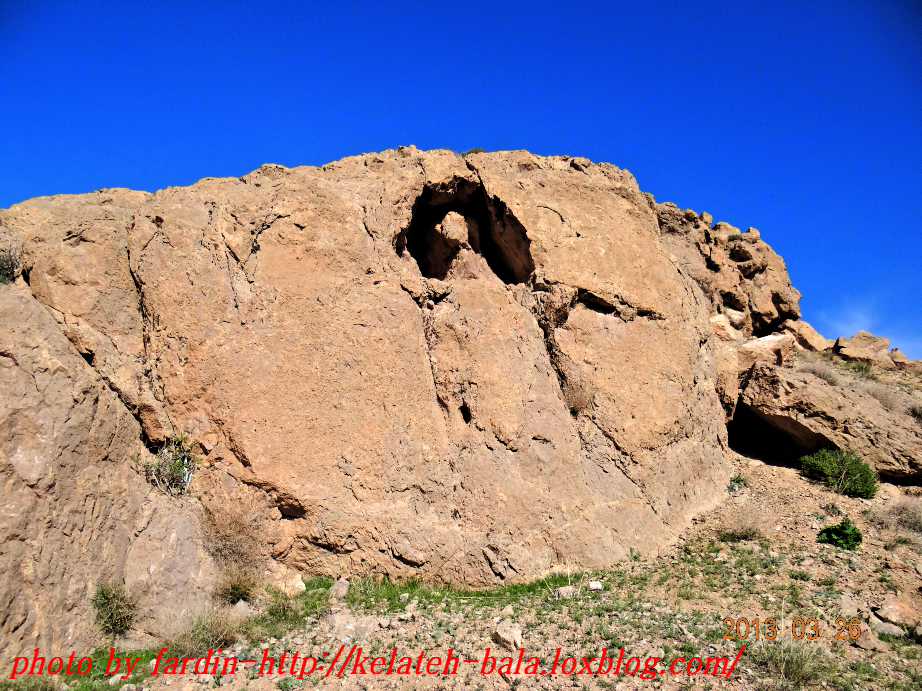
[1,147,919,656]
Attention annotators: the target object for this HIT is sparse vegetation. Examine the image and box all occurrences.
[718,524,762,543]
[242,577,332,640]
[204,505,263,566]
[860,380,906,412]
[911,404,922,425]
[817,518,863,550]
[0,239,22,284]
[799,360,841,386]
[140,434,197,496]
[166,609,241,658]
[887,498,922,534]
[463,147,486,155]
[749,641,832,690]
[800,449,878,498]
[727,473,749,493]
[215,563,259,604]
[843,360,875,379]
[91,582,136,637]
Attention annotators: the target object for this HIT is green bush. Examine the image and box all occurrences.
[166,610,240,658]
[141,434,198,496]
[800,449,878,498]
[817,518,862,550]
[91,582,136,637]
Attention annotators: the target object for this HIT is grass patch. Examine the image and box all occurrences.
[718,525,761,543]
[140,434,197,496]
[91,582,136,638]
[800,449,878,498]
[817,518,862,550]
[789,569,812,581]
[242,577,333,640]
[749,640,833,689]
[215,564,259,604]
[843,360,876,379]
[347,573,581,613]
[799,361,841,386]
[165,609,241,658]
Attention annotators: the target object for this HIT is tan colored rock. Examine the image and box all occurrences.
[656,202,801,337]
[875,594,922,629]
[834,331,895,369]
[0,149,764,652]
[0,283,217,660]
[737,363,922,480]
[738,333,796,371]
[781,319,833,352]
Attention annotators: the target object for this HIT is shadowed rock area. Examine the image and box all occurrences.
[1,147,919,657]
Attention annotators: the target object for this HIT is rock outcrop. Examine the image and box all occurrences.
[1,147,919,658]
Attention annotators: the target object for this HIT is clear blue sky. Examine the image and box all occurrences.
[2,2,919,355]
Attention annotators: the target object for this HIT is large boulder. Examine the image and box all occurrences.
[0,148,731,619]
[735,363,922,481]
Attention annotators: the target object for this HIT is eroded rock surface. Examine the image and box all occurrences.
[2,146,919,658]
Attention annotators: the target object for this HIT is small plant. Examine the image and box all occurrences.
[141,434,197,496]
[860,381,905,412]
[799,361,840,386]
[911,404,922,425]
[890,498,922,534]
[167,610,240,658]
[216,564,259,604]
[821,502,842,517]
[843,360,875,379]
[463,147,486,155]
[204,505,264,566]
[800,449,878,498]
[727,473,748,493]
[0,239,22,284]
[718,525,761,543]
[789,569,811,581]
[817,518,862,550]
[91,582,136,637]
[749,640,831,688]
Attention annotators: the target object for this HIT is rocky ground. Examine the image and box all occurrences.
[8,448,920,691]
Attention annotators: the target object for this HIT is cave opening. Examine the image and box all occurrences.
[395,177,535,284]
[727,400,833,466]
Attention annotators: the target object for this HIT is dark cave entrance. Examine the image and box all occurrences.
[394,177,535,284]
[726,401,833,466]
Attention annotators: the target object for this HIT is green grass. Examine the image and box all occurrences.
[748,640,834,690]
[1,647,163,691]
[800,449,878,498]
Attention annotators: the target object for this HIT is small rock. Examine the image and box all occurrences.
[398,593,410,603]
[869,612,905,638]
[108,677,121,687]
[588,581,604,592]
[231,599,256,618]
[492,619,523,651]
[839,594,861,618]
[875,594,921,628]
[554,585,577,600]
[499,605,514,617]
[853,628,887,652]
[330,577,350,601]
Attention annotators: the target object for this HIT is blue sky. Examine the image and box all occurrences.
[2,2,919,355]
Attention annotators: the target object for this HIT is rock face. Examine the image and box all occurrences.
[1,146,919,657]
[733,364,922,480]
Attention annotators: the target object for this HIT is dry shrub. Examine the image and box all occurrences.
[215,563,260,604]
[798,360,841,386]
[166,609,241,658]
[889,498,922,534]
[204,504,264,566]
[859,381,906,413]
